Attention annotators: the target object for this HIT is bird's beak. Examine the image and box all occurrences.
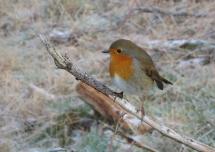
[102,49,110,53]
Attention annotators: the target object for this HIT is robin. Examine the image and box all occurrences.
[103,39,172,119]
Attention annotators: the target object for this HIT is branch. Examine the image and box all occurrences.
[39,34,215,152]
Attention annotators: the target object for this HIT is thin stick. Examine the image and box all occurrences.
[39,35,123,99]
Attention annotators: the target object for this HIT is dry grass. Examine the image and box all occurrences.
[0,0,214,152]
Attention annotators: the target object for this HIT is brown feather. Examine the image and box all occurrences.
[143,65,172,90]
[132,46,173,90]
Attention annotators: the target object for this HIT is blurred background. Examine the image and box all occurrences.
[0,0,215,152]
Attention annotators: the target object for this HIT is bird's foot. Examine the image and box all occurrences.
[113,91,123,102]
[114,91,123,99]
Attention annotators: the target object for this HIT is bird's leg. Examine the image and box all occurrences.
[140,101,145,122]
[140,95,146,122]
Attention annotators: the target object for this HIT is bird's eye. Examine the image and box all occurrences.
[116,49,122,53]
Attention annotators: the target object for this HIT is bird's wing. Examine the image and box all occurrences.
[134,48,172,90]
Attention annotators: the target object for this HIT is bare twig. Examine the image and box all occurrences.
[39,35,123,99]
[39,34,215,152]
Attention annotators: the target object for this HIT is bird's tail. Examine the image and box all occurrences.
[155,76,172,90]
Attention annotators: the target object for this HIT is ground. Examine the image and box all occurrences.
[0,0,214,152]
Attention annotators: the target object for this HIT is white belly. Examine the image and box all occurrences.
[111,59,154,95]
[112,74,136,94]
[112,73,153,95]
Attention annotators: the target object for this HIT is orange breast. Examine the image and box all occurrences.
[109,54,134,80]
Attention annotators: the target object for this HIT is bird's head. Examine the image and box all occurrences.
[102,39,138,58]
